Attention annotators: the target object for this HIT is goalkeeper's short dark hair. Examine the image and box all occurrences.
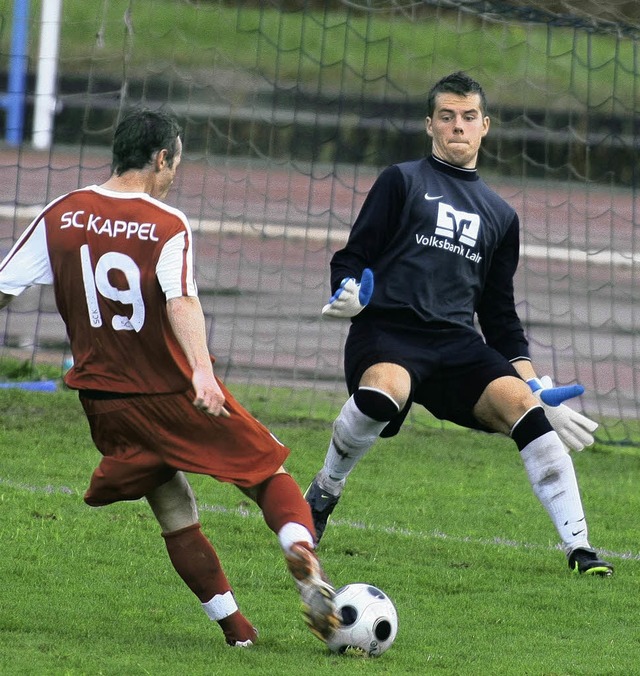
[427,71,488,118]
[111,108,182,176]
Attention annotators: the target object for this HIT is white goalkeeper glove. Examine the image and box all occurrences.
[322,268,374,319]
[527,375,598,452]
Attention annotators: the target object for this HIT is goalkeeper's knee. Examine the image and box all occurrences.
[333,387,400,452]
[510,405,553,450]
[353,386,401,422]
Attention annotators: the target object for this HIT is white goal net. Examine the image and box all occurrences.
[0,0,638,442]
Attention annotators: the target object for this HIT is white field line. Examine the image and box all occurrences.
[2,206,637,267]
[1,475,637,562]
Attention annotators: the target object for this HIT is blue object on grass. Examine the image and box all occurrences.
[0,380,58,392]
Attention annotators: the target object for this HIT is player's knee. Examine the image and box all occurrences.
[510,405,554,450]
[476,375,538,433]
[147,473,199,532]
[353,387,401,422]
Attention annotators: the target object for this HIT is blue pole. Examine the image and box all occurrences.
[5,0,30,146]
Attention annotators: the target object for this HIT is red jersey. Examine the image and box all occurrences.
[0,185,197,393]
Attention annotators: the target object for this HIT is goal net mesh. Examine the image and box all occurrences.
[0,0,638,443]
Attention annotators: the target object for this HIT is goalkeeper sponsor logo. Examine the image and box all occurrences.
[415,201,482,263]
[415,233,482,262]
[60,210,160,241]
[434,202,480,247]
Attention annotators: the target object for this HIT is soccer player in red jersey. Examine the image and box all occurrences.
[0,108,338,647]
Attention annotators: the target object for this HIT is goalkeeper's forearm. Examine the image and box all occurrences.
[511,358,537,383]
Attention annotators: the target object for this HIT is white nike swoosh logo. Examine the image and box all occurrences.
[424,193,443,201]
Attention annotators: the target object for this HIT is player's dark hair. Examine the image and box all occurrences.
[426,71,488,117]
[111,108,182,176]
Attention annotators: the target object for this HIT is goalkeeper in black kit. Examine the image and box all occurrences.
[305,71,613,576]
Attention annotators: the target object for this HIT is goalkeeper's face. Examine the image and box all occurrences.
[425,92,490,169]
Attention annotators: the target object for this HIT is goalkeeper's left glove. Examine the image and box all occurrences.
[527,375,598,452]
[322,268,374,319]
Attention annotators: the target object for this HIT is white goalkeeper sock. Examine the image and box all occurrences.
[319,394,389,489]
[520,430,591,554]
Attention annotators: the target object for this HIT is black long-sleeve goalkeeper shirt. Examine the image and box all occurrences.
[330,155,530,363]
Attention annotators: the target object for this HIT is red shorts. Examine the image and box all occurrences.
[81,380,289,506]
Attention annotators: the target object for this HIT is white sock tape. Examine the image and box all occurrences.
[278,522,313,554]
[201,590,238,621]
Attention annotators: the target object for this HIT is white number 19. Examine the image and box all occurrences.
[80,244,146,332]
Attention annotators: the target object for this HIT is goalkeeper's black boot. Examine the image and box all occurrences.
[568,547,614,576]
[304,474,343,544]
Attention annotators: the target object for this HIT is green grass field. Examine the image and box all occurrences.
[2,378,640,675]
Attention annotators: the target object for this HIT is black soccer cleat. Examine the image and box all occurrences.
[568,548,614,577]
[304,477,342,544]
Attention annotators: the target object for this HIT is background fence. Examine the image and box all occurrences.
[0,0,638,443]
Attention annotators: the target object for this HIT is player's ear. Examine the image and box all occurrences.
[154,148,168,171]
[425,116,433,138]
[481,115,490,137]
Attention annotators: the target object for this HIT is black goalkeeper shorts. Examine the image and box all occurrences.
[343,318,521,437]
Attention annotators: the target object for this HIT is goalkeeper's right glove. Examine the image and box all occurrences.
[527,375,598,452]
[321,268,374,319]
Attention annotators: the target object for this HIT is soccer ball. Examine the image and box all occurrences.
[326,583,398,657]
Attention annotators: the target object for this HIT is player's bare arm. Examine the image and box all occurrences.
[166,295,230,417]
[511,358,537,382]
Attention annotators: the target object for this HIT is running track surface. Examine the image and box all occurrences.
[0,147,637,420]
